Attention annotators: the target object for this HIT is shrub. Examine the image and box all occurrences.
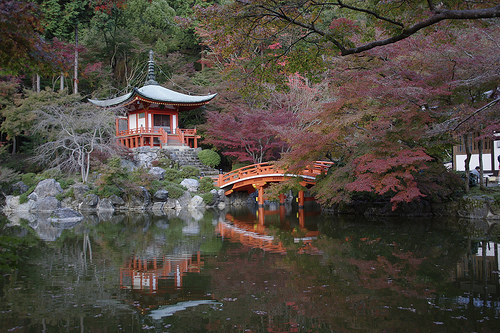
[199,176,215,193]
[198,149,221,168]
[40,168,63,179]
[0,167,20,188]
[157,158,172,168]
[163,168,181,182]
[21,173,37,187]
[163,182,187,199]
[58,178,75,190]
[97,184,123,198]
[57,186,75,200]
[201,192,214,205]
[130,167,156,190]
[179,165,200,179]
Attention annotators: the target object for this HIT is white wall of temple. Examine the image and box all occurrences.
[129,113,137,130]
[138,113,146,128]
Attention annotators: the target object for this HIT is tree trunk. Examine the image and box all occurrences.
[60,72,64,91]
[479,138,485,189]
[11,136,16,155]
[36,74,40,93]
[73,25,78,95]
[463,133,471,193]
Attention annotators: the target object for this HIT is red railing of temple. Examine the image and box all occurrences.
[116,127,199,148]
[116,127,198,137]
[117,126,162,137]
[215,161,334,188]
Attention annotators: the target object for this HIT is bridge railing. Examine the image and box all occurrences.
[217,162,276,187]
[216,161,334,188]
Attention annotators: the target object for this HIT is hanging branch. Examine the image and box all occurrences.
[453,97,500,131]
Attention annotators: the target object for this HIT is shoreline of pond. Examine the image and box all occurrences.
[2,176,500,237]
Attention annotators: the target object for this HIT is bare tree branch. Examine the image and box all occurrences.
[31,103,124,183]
[453,96,500,131]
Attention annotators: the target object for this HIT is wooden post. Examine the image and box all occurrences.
[298,208,305,228]
[217,169,223,188]
[280,204,286,223]
[279,193,285,205]
[298,190,305,208]
[258,186,265,207]
[258,206,265,226]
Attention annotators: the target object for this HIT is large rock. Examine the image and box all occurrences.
[457,196,493,219]
[175,192,192,210]
[180,178,199,192]
[163,198,177,210]
[48,207,83,224]
[4,195,20,212]
[72,184,90,202]
[109,194,126,207]
[149,167,166,180]
[37,196,61,212]
[16,200,38,213]
[189,195,205,209]
[121,159,137,172]
[79,194,99,211]
[153,189,169,202]
[11,181,29,194]
[27,192,38,201]
[97,198,115,212]
[134,147,158,168]
[34,179,63,199]
[152,202,165,214]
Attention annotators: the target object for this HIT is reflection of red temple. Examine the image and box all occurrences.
[120,252,203,294]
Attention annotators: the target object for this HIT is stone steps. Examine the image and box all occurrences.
[165,148,219,176]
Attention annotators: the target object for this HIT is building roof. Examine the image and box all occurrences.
[88,84,217,108]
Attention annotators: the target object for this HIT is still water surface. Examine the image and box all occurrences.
[1,203,499,332]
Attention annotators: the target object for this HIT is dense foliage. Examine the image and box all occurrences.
[0,0,499,209]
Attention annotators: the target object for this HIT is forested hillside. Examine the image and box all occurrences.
[1,0,499,209]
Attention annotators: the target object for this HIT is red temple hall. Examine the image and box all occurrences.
[89,51,217,149]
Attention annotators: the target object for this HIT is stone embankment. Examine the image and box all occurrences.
[2,176,229,225]
[335,195,500,221]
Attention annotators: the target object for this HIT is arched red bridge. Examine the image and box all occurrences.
[214,161,334,206]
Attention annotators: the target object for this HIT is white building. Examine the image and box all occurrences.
[453,132,500,175]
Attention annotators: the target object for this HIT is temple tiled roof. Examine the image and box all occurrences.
[88,84,217,108]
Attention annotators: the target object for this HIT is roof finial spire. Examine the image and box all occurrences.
[146,50,158,85]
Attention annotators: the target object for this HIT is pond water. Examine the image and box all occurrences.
[1,202,500,332]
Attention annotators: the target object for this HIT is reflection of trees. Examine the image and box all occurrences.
[2,230,140,331]
[200,216,472,332]
[0,210,224,331]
